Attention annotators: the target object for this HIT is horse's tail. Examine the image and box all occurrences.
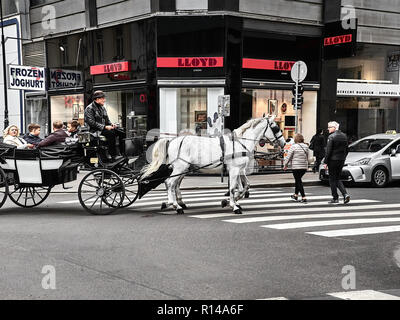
[141,138,169,178]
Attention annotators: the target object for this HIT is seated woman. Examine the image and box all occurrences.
[3,125,34,149]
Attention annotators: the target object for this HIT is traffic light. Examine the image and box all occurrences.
[292,82,304,110]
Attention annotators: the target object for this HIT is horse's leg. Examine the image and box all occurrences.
[161,179,174,210]
[175,175,187,209]
[168,162,190,214]
[228,167,242,214]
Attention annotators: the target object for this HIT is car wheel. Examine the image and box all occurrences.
[371,167,389,188]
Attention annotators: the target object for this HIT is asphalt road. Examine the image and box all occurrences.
[1,183,400,300]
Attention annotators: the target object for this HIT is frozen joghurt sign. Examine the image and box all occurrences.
[49,69,83,89]
[8,65,45,91]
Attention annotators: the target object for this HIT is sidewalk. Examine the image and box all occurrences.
[51,171,322,193]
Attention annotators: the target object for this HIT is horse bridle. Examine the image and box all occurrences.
[261,118,283,145]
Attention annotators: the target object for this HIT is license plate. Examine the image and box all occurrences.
[90,157,99,164]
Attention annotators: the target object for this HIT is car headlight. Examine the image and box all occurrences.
[348,158,371,166]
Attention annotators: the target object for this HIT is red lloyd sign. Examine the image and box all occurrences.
[242,59,296,71]
[157,57,224,68]
[324,34,353,46]
[90,61,131,75]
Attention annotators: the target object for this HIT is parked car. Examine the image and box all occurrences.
[319,132,400,187]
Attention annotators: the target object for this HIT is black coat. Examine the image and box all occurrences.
[310,133,326,157]
[324,130,349,163]
[84,101,112,133]
[22,133,43,145]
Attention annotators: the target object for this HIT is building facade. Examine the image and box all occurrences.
[3,0,400,143]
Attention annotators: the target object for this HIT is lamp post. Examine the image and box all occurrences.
[0,0,9,129]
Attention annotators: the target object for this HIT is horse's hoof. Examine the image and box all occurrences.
[161,202,167,210]
[224,191,230,196]
[177,209,184,215]
[234,209,242,215]
[180,204,187,210]
[221,199,228,208]
[245,191,250,198]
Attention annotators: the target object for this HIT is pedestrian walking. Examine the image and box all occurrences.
[283,133,312,203]
[309,128,326,173]
[324,121,350,204]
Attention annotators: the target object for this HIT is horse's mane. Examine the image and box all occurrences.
[234,118,264,137]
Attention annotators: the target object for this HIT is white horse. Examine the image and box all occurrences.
[141,115,286,214]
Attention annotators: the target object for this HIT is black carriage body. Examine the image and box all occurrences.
[1,146,81,187]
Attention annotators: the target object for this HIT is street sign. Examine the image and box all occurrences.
[290,61,308,83]
[218,95,230,117]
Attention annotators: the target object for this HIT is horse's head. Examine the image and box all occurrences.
[260,114,286,148]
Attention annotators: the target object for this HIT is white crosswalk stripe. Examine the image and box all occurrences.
[259,290,400,300]
[164,189,400,238]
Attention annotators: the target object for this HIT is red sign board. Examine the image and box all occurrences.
[157,57,224,68]
[242,58,296,71]
[324,34,352,46]
[90,61,131,75]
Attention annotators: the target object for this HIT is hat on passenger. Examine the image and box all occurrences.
[92,90,105,100]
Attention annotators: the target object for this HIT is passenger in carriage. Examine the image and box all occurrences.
[3,125,34,149]
[67,120,80,137]
[22,123,43,146]
[37,120,68,148]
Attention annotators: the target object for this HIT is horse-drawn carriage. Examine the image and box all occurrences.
[0,115,286,215]
[0,127,145,215]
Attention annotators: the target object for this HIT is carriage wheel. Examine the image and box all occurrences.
[78,169,125,215]
[109,167,139,208]
[0,169,8,209]
[8,184,51,208]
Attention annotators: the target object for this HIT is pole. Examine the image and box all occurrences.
[0,0,8,129]
[294,79,298,134]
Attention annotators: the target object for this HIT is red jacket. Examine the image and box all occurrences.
[37,129,68,148]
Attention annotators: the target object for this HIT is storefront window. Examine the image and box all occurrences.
[242,88,317,143]
[336,97,400,140]
[50,94,85,125]
[338,44,400,84]
[103,90,148,138]
[178,88,207,133]
[25,98,48,137]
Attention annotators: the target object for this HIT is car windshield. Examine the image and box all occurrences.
[348,139,392,152]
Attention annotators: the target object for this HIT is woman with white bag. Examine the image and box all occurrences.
[283,133,313,203]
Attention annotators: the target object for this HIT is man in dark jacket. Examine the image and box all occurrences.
[84,90,124,159]
[323,121,350,204]
[310,128,326,173]
[37,120,68,148]
[23,123,43,146]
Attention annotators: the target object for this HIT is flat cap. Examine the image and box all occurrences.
[92,90,105,99]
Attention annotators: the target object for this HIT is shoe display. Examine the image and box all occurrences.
[328,199,339,204]
[344,194,350,204]
[290,194,298,202]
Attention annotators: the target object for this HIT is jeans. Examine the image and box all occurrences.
[328,160,347,200]
[292,169,307,197]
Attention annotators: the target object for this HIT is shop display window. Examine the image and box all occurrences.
[336,97,400,140]
[50,94,84,126]
[25,98,48,137]
[338,44,400,84]
[178,88,207,133]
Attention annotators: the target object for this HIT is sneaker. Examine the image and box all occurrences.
[344,194,350,204]
[328,199,339,204]
[290,194,298,202]
[300,198,307,203]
